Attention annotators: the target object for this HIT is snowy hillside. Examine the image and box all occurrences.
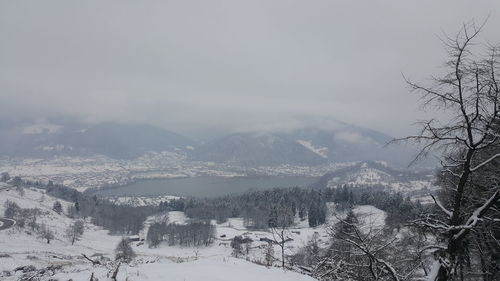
[0,182,393,281]
[0,183,323,280]
[311,161,437,201]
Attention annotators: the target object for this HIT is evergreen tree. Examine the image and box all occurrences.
[0,172,10,182]
[231,235,244,257]
[52,201,63,214]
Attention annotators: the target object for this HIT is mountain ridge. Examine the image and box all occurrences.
[0,118,424,168]
[190,125,418,167]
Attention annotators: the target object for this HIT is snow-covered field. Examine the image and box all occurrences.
[48,256,316,281]
[0,184,389,281]
[0,186,315,280]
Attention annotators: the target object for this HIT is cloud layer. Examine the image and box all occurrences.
[1,1,499,138]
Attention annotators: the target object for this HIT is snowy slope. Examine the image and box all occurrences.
[46,256,316,281]
[296,140,328,158]
[0,184,319,281]
[311,161,437,200]
[0,182,391,281]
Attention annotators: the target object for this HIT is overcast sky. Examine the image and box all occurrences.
[1,1,499,138]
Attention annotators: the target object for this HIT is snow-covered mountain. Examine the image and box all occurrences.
[0,119,196,159]
[0,118,428,169]
[190,125,418,167]
[189,131,326,166]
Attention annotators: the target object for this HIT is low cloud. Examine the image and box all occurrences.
[1,1,498,138]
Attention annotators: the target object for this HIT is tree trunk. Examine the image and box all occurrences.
[112,263,120,281]
[281,242,285,268]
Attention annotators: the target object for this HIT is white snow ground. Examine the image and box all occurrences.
[0,186,319,280]
[0,185,386,281]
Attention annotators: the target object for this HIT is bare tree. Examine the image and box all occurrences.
[318,210,402,281]
[115,237,135,263]
[0,172,10,182]
[11,176,22,187]
[4,200,20,219]
[82,253,101,266]
[16,185,25,197]
[38,223,55,244]
[65,220,85,245]
[397,20,500,281]
[264,241,275,266]
[270,205,294,268]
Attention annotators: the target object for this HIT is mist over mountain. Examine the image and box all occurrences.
[0,118,422,167]
[190,125,419,167]
[0,118,196,159]
[190,131,326,166]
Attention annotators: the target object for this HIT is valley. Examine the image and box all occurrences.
[0,152,349,193]
[2,2,499,280]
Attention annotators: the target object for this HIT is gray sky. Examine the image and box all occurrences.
[1,0,499,138]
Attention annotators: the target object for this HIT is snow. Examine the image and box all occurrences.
[353,205,386,232]
[125,257,314,281]
[296,140,328,158]
[327,167,395,187]
[0,182,390,281]
[108,195,181,206]
[325,204,386,233]
[168,211,189,225]
[0,152,247,192]
[45,256,316,281]
[0,153,346,192]
[427,261,441,281]
[325,164,437,202]
[0,185,325,280]
[0,188,122,278]
[0,186,72,216]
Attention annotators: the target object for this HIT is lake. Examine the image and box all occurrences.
[94,176,317,198]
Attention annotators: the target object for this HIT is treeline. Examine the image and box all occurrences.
[146,221,215,248]
[4,200,84,245]
[2,175,155,235]
[329,184,426,228]
[158,185,425,230]
[3,174,425,234]
[4,200,42,230]
[162,187,329,229]
[47,182,155,234]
